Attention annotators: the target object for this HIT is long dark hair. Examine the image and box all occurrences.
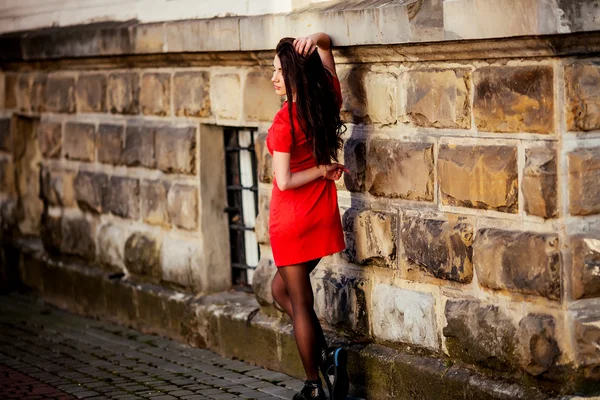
[276,37,345,165]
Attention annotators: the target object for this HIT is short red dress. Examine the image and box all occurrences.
[266,77,346,267]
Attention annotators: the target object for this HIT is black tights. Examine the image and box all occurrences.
[272,259,327,381]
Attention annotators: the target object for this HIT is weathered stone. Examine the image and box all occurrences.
[571,234,600,299]
[64,122,95,161]
[173,71,211,117]
[4,73,17,109]
[474,66,554,134]
[155,126,196,174]
[133,23,165,53]
[140,73,171,116]
[252,258,276,307]
[243,69,282,122]
[167,184,198,231]
[515,314,560,376]
[45,75,76,113]
[474,228,560,299]
[74,171,107,214]
[372,284,438,349]
[255,134,272,184]
[30,73,47,112]
[565,64,600,131]
[438,145,518,212]
[401,217,473,283]
[103,176,140,219]
[0,158,16,197]
[572,308,600,369]
[37,121,62,159]
[343,209,397,267]
[211,74,241,120]
[367,139,434,201]
[103,279,137,326]
[255,192,270,245]
[76,74,107,113]
[337,65,368,124]
[124,231,162,283]
[160,236,201,290]
[40,214,62,254]
[61,216,96,260]
[107,72,140,114]
[0,118,11,152]
[121,125,155,168]
[364,71,398,124]
[523,147,558,218]
[141,180,170,227]
[404,69,471,129]
[97,223,129,273]
[40,167,76,208]
[97,124,123,165]
[17,74,31,112]
[569,147,600,216]
[340,138,367,192]
[444,299,516,370]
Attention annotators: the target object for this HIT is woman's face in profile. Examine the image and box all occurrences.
[272,55,286,96]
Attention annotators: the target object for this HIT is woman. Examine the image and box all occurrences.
[267,32,349,400]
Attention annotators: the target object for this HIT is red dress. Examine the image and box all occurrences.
[266,77,346,267]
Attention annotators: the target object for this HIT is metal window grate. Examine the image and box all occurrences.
[224,128,260,288]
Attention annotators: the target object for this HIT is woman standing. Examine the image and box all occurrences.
[267,33,349,400]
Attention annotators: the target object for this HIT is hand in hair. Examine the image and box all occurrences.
[293,37,317,56]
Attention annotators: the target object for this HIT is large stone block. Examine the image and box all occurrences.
[97,223,129,273]
[167,184,198,231]
[444,299,516,370]
[97,124,123,165]
[569,147,600,216]
[4,73,17,109]
[372,284,438,350]
[571,234,600,299]
[103,176,140,220]
[251,257,276,307]
[0,118,11,152]
[572,309,600,369]
[40,214,62,254]
[474,228,560,300]
[515,314,560,376]
[173,71,211,117]
[438,145,518,212]
[61,216,96,260]
[364,71,398,124]
[155,126,197,174]
[243,69,282,122]
[401,216,473,283]
[103,279,138,326]
[38,121,62,159]
[124,231,162,283]
[17,74,32,112]
[74,171,107,214]
[403,69,471,129]
[141,180,170,227]
[121,125,155,168]
[211,74,241,120]
[367,139,434,201]
[337,65,368,124]
[76,74,106,113]
[255,134,272,184]
[64,122,95,162]
[523,147,557,218]
[107,72,140,114]
[0,158,16,197]
[343,209,397,267]
[160,236,201,290]
[342,138,366,192]
[140,73,171,116]
[474,66,554,134]
[565,64,600,132]
[40,167,76,208]
[255,192,270,245]
[30,73,47,112]
[45,75,76,113]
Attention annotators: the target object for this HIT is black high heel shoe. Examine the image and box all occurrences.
[293,379,327,400]
[319,347,349,400]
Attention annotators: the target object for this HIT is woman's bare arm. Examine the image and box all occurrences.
[294,32,336,77]
[272,151,345,191]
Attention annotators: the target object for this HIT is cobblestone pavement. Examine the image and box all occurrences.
[0,292,306,400]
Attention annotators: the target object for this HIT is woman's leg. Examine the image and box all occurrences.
[272,271,293,318]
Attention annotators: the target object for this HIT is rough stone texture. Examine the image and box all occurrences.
[160,236,201,290]
[474,66,554,134]
[121,125,155,168]
[103,176,140,220]
[565,63,600,131]
[404,69,471,129]
[367,139,434,201]
[438,145,518,212]
[401,216,473,283]
[64,122,95,162]
[444,299,516,370]
[0,158,16,197]
[167,184,198,231]
[155,126,197,174]
[76,74,106,113]
[40,214,62,254]
[569,147,600,216]
[17,74,31,112]
[337,65,368,124]
[74,171,107,214]
[364,71,398,124]
[141,180,171,227]
[0,118,11,152]
[44,75,76,113]
[523,147,558,218]
[255,192,270,245]
[97,223,129,272]
[255,134,272,184]
[4,73,17,109]
[571,234,600,299]
[60,216,96,260]
[474,228,560,300]
[124,231,162,284]
[30,73,47,112]
[343,209,397,267]
[107,72,139,114]
[40,167,76,208]
[211,74,241,120]
[342,138,367,192]
[243,69,282,122]
[97,124,123,165]
[371,284,438,350]
[37,121,62,159]
[173,71,211,117]
[140,73,171,116]
[572,308,600,369]
[252,257,276,307]
[515,314,560,376]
